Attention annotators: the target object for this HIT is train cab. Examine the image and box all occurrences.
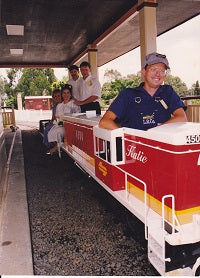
[62,114,200,276]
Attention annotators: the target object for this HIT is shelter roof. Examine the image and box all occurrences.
[0,0,199,68]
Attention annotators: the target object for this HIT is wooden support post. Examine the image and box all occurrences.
[137,0,158,68]
[87,45,98,78]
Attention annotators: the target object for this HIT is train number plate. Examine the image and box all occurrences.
[186,134,200,144]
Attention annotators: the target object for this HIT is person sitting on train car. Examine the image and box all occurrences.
[67,65,80,100]
[47,84,80,155]
[99,52,187,130]
[43,88,62,149]
[74,61,102,115]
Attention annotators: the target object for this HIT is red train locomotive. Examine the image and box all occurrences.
[62,113,200,276]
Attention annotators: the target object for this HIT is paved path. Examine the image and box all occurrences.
[0,129,33,275]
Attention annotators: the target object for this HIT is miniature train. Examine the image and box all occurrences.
[61,112,200,276]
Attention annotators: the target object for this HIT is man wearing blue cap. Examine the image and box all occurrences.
[99,52,187,130]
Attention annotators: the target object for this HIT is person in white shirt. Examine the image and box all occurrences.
[74,61,101,115]
[67,65,80,100]
[47,84,80,154]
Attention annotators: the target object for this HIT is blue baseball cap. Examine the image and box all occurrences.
[142,52,170,69]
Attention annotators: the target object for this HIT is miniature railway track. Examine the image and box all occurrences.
[22,129,158,276]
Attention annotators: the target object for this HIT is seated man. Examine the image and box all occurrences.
[99,52,187,130]
[74,61,102,115]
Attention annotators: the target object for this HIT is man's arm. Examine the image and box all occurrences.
[74,95,98,106]
[164,107,187,125]
[99,110,119,130]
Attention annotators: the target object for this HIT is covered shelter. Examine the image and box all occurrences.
[0,0,199,75]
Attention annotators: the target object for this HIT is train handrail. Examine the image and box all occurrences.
[115,164,148,240]
[161,194,179,263]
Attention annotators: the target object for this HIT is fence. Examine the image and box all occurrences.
[185,105,200,122]
[182,96,200,123]
[14,109,52,128]
[1,106,16,127]
[1,103,200,128]
[1,107,52,128]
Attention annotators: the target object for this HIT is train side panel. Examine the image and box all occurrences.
[120,132,200,225]
[63,116,200,276]
[63,115,101,174]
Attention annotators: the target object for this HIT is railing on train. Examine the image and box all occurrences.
[181,95,200,123]
[1,105,16,128]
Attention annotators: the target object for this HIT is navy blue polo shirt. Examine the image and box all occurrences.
[109,83,186,130]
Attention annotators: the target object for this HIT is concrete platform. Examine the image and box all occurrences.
[0,129,33,275]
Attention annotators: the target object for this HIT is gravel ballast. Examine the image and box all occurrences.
[22,129,158,276]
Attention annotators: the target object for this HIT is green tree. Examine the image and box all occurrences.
[0,76,7,105]
[189,81,200,104]
[164,74,188,97]
[3,69,22,104]
[101,71,190,108]
[4,68,57,107]
[101,72,142,108]
[101,82,118,106]
[194,80,200,95]
[6,68,22,89]
[16,68,56,96]
[51,78,68,91]
[5,95,17,107]
[104,69,122,82]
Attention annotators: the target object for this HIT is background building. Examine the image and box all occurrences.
[24,96,52,110]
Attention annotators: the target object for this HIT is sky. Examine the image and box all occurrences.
[0,15,199,89]
[98,14,200,88]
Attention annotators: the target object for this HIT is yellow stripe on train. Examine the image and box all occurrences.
[127,181,200,225]
[72,145,95,166]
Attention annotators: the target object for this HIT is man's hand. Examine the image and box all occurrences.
[99,110,119,130]
[74,99,82,106]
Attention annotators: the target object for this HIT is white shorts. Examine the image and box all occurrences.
[47,126,64,143]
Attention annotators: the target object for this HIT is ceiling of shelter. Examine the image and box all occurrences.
[0,0,199,68]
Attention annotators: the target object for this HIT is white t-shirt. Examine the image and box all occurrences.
[56,100,80,119]
[78,75,101,102]
[67,77,80,100]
